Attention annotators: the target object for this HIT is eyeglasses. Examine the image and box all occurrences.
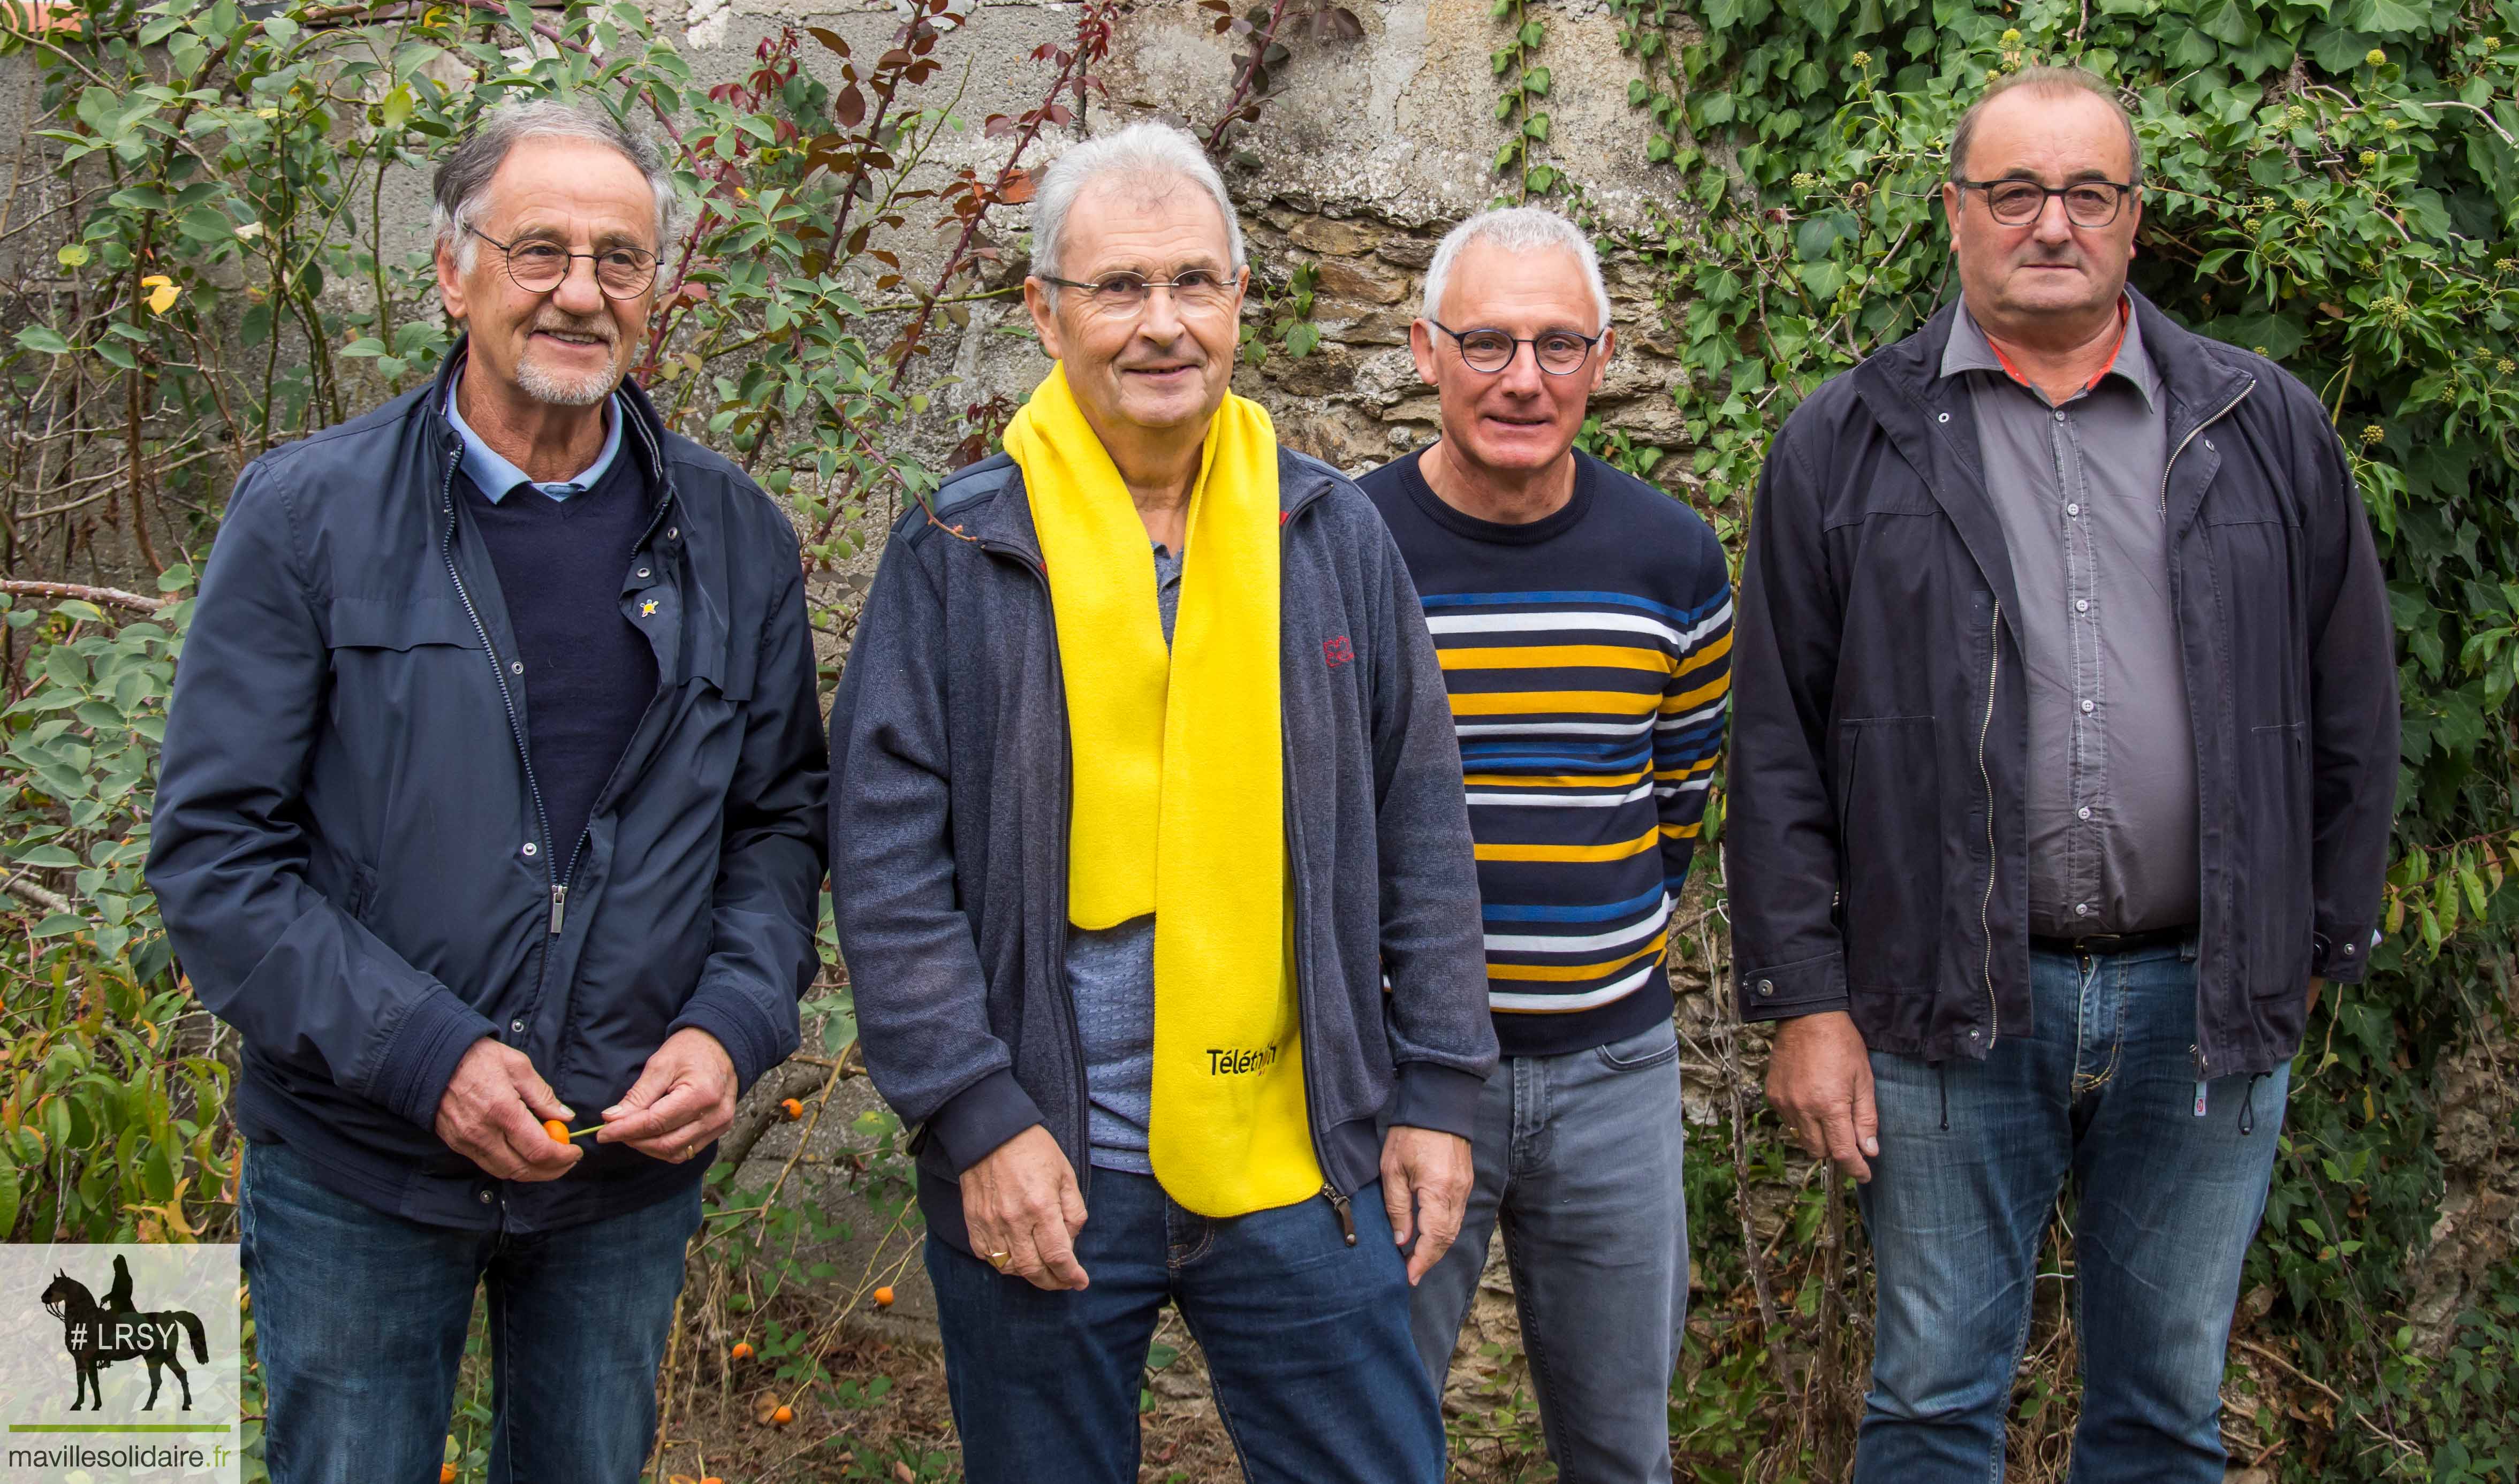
[464,223,659,300]
[1956,178,2137,229]
[1428,320,1603,376]
[1037,269,1239,314]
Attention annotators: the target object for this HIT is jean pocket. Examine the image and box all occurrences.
[1595,1021,1680,1073]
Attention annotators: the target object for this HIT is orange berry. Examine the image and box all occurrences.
[440,1465,457,1484]
[771,1403,794,1426]
[702,1478,724,1484]
[780,1097,803,1121]
[873,1285,895,1308]
[543,1119,571,1144]
[730,1341,753,1360]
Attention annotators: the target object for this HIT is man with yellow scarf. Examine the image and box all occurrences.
[831,121,1496,1483]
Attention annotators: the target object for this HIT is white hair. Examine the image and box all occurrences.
[1031,121,1245,300]
[1420,207,1611,333]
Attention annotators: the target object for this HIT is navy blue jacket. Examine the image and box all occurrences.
[829,452,1497,1253]
[1729,291,2398,1080]
[148,347,829,1232]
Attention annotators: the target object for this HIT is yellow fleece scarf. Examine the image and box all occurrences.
[1004,364,1321,1218]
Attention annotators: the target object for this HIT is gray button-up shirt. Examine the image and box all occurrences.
[1941,298,2199,937]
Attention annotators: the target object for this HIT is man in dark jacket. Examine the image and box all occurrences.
[148,101,827,1483]
[1729,68,2396,1481]
[830,121,1495,1484]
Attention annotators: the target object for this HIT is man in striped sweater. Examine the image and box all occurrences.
[1360,207,1731,1483]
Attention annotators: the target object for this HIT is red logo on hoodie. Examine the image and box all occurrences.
[1323,635,1354,669]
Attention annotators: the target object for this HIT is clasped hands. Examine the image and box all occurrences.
[431,1026,737,1182]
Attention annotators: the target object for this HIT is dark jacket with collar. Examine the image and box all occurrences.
[1728,290,2397,1080]
[148,345,829,1232]
[829,450,1497,1253]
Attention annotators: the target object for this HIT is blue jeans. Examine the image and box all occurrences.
[1854,941,2287,1484]
[927,1169,1443,1484]
[1408,1019,1690,1483]
[240,1139,701,1484]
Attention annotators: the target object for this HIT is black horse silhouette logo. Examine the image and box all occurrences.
[37,1255,209,1411]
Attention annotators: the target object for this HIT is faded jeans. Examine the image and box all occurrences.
[1854,939,2288,1484]
[1408,1019,1691,1483]
[240,1138,700,1484]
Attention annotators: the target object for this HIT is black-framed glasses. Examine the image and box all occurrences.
[1956,178,2138,228]
[1429,319,1603,376]
[464,223,659,299]
[1037,268,1240,314]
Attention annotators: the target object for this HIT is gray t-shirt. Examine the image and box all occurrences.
[1941,299,2200,936]
[1069,542,1182,1174]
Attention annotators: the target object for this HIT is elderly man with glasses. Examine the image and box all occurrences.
[1357,207,1731,1483]
[1730,66,2396,1480]
[149,100,829,1481]
[831,119,1494,1484]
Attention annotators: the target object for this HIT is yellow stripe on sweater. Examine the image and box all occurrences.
[1464,766,1650,789]
[1438,644,1674,674]
[1475,826,1661,863]
[1659,675,1730,713]
[1486,932,1670,981]
[1452,689,1660,717]
[1674,629,1733,676]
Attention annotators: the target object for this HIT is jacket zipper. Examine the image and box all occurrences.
[1272,489,1346,1229]
[1976,597,2002,1047]
[975,536,1091,1209]
[2159,378,2254,1078]
[547,413,679,938]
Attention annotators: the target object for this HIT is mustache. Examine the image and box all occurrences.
[529,314,618,344]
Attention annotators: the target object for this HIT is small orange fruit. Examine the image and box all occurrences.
[730,1341,753,1360]
[440,1465,457,1484]
[873,1285,895,1308]
[702,1478,725,1484]
[780,1097,803,1121]
[771,1403,794,1426]
[543,1119,570,1144]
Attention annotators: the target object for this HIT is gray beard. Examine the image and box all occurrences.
[514,349,621,407]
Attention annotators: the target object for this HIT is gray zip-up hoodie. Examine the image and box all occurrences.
[829,448,1497,1251]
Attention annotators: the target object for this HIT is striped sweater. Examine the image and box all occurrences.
[1362,447,1733,1056]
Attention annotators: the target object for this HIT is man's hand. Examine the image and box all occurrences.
[960,1125,1089,1291]
[1380,1125,1473,1286]
[434,1038,580,1183]
[600,1028,737,1164]
[1766,1011,1879,1183]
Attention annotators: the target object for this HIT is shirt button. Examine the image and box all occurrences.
[2080,698,2096,713]
[2067,503,2082,516]
[510,660,525,676]
[521,841,538,858]
[2074,599,2090,613]
[2053,409,2067,423]
[2077,806,2092,820]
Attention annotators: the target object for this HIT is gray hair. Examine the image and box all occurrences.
[1031,121,1245,299]
[1948,65,2142,184]
[432,99,677,270]
[1421,207,1611,333]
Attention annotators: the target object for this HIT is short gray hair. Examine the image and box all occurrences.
[433,99,677,270]
[1031,121,1245,298]
[1421,207,1611,333]
[1948,65,2142,183]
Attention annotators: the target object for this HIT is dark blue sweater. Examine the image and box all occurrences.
[461,450,661,874]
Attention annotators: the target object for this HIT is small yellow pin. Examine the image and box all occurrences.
[640,599,658,617]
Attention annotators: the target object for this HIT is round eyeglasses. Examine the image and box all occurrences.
[1956,178,2137,229]
[1036,269,1240,314]
[464,223,659,300]
[1429,320,1603,376]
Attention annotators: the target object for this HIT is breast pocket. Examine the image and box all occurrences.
[323,596,489,738]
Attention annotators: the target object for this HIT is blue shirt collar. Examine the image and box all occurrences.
[444,370,623,503]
